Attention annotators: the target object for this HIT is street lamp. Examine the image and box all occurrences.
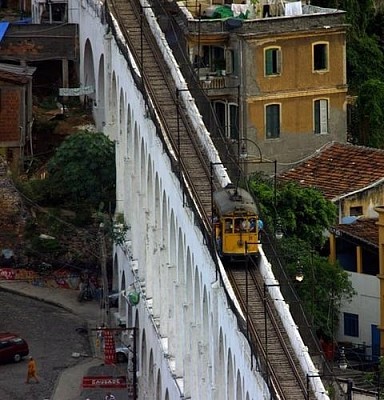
[339,346,348,370]
[294,251,315,327]
[235,137,281,240]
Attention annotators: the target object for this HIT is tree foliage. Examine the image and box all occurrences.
[46,130,116,211]
[313,0,384,148]
[247,174,337,247]
[279,237,356,338]
[247,175,354,337]
[352,79,384,148]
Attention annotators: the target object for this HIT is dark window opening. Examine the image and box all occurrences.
[314,43,328,71]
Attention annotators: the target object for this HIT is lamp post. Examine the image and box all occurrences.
[294,251,315,328]
[306,370,351,400]
[236,137,280,239]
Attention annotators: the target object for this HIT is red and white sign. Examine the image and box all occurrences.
[82,375,127,388]
[103,330,117,365]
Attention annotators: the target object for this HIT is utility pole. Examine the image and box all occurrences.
[99,223,110,326]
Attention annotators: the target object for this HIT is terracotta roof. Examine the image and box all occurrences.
[332,218,379,248]
[279,142,384,201]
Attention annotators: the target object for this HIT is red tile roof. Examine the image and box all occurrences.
[279,142,384,201]
[332,218,379,248]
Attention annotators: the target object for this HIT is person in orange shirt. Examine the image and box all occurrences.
[26,356,39,384]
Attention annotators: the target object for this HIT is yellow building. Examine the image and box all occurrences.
[280,142,384,358]
[173,1,348,169]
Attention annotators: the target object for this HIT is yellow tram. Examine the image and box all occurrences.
[213,185,260,258]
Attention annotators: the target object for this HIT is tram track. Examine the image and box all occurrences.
[226,257,310,399]
[107,0,217,228]
[105,0,313,397]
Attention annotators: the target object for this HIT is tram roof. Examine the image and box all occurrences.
[213,185,258,216]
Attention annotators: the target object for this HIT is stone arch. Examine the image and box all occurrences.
[96,54,105,131]
[149,172,161,319]
[227,348,235,399]
[159,189,169,332]
[119,88,125,137]
[201,285,210,397]
[216,328,225,398]
[164,388,169,400]
[236,369,243,400]
[194,265,201,323]
[156,369,162,400]
[120,270,127,321]
[113,253,118,291]
[83,39,95,106]
[172,227,185,376]
[134,309,140,370]
[183,247,193,397]
[116,87,125,212]
[141,329,147,377]
[191,265,201,397]
[108,71,118,141]
[148,350,155,399]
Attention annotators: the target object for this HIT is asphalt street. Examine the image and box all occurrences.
[0,290,91,400]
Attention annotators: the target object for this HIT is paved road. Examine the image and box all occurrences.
[0,289,92,400]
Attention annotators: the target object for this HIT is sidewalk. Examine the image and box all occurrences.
[0,280,126,400]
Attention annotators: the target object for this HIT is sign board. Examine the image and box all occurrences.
[59,86,94,96]
[103,330,117,365]
[82,375,127,388]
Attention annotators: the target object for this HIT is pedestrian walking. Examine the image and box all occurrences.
[26,356,39,383]
[105,392,116,400]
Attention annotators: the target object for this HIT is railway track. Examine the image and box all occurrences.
[226,257,311,399]
[107,0,218,228]
[105,0,312,398]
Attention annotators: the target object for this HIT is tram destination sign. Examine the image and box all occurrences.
[82,375,127,388]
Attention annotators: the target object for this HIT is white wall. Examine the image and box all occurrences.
[71,0,329,398]
[338,272,379,350]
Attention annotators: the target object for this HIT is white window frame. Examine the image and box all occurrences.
[313,99,329,134]
[264,47,282,76]
[312,42,329,72]
[214,100,239,140]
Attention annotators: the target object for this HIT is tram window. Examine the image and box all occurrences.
[225,219,233,233]
[241,219,251,231]
[234,218,243,232]
[250,219,256,232]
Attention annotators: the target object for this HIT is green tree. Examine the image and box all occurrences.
[280,237,355,338]
[247,175,355,337]
[346,34,384,92]
[247,175,337,247]
[352,79,384,148]
[46,130,116,211]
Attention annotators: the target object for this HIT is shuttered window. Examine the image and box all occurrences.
[314,99,328,134]
[214,101,239,140]
[265,48,281,76]
[266,104,280,139]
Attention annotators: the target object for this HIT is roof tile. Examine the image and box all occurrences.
[279,142,384,200]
